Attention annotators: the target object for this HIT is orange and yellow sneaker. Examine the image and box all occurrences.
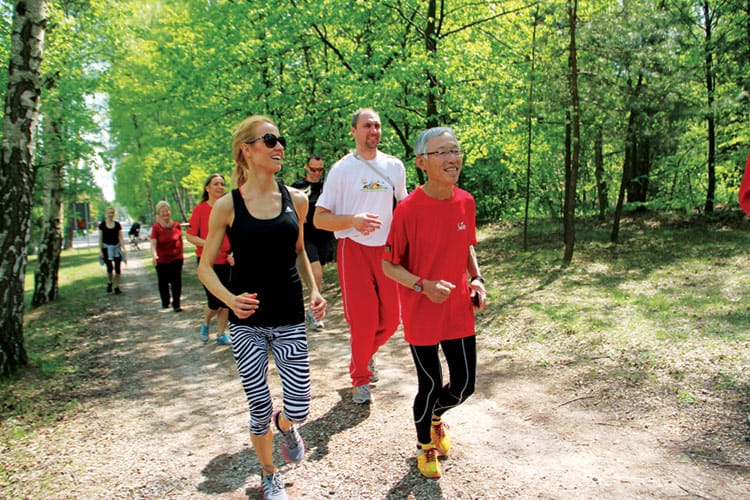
[430,418,451,456]
[417,443,442,478]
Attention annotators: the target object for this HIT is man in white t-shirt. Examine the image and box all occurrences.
[314,108,408,404]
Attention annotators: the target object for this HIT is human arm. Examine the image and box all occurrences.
[184,232,204,248]
[381,260,455,305]
[466,245,487,310]
[313,205,382,236]
[291,188,327,321]
[117,225,127,259]
[149,227,159,266]
[197,195,258,319]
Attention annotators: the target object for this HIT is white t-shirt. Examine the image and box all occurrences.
[316,150,408,246]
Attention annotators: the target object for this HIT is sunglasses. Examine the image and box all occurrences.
[309,168,324,173]
[246,133,286,149]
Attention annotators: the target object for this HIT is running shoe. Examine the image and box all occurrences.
[106,282,113,294]
[216,333,231,346]
[200,324,209,343]
[114,287,122,295]
[260,471,288,500]
[430,418,451,456]
[305,309,324,330]
[368,355,379,383]
[417,443,442,478]
[352,384,373,404]
[273,410,305,464]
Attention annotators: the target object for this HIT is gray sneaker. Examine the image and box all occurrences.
[273,410,305,464]
[368,355,379,383]
[352,384,373,404]
[260,471,288,500]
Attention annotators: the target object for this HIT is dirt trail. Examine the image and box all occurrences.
[10,249,749,499]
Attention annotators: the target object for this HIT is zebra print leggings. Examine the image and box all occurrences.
[229,322,311,436]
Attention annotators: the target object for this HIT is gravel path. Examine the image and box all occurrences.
[6,250,749,499]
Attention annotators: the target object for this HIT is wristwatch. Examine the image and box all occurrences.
[413,278,424,293]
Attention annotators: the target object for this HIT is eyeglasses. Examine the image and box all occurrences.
[309,168,324,173]
[246,133,286,149]
[424,149,463,159]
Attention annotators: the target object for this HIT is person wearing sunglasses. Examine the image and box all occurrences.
[313,108,408,404]
[291,154,335,331]
[198,115,327,500]
[382,127,486,479]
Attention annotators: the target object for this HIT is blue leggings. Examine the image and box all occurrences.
[230,323,311,435]
[410,335,476,445]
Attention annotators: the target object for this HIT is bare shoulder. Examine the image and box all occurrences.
[288,185,309,206]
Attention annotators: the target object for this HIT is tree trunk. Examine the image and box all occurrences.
[0,0,48,376]
[611,110,637,243]
[563,0,580,265]
[523,7,539,252]
[594,128,607,221]
[32,112,64,306]
[703,0,716,213]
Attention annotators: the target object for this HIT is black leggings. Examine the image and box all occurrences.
[155,259,183,309]
[409,335,476,445]
[103,257,122,275]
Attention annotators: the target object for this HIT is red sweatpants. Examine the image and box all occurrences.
[337,238,401,387]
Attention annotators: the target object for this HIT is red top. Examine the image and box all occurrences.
[384,186,477,346]
[151,221,184,264]
[187,201,231,264]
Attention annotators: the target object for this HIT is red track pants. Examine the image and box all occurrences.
[337,238,401,387]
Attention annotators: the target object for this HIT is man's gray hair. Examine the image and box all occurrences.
[414,127,457,157]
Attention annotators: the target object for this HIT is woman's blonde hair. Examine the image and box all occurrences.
[155,200,171,215]
[231,115,276,187]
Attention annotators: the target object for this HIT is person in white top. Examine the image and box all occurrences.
[314,108,408,404]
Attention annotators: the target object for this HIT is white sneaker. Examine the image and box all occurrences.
[368,355,379,383]
[352,384,373,404]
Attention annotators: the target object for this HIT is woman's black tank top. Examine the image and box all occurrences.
[227,182,304,326]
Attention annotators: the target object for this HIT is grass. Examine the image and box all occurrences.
[3,210,750,445]
[477,211,750,402]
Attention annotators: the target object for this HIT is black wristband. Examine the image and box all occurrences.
[470,275,484,284]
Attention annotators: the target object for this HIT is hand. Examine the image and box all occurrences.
[232,292,259,319]
[308,292,327,321]
[423,279,456,304]
[470,281,487,310]
[353,212,382,236]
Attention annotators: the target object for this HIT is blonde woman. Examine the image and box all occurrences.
[198,115,326,500]
[150,200,184,312]
[98,206,127,294]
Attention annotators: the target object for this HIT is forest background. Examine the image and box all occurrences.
[0,0,749,373]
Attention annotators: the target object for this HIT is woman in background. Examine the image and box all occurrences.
[187,173,233,346]
[98,206,127,295]
[150,200,184,312]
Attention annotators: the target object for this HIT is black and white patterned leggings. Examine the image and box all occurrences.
[410,335,477,445]
[229,322,311,436]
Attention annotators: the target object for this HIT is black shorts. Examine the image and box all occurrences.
[197,258,231,310]
[304,236,335,266]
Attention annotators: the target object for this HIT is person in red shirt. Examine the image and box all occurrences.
[150,200,184,312]
[187,174,234,345]
[382,127,487,479]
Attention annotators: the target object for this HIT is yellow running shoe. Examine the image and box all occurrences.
[430,419,451,456]
[417,443,442,478]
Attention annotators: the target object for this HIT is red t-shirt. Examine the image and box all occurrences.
[151,221,184,264]
[384,186,477,346]
[187,201,231,264]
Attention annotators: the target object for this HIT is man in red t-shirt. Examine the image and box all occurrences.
[383,127,487,480]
